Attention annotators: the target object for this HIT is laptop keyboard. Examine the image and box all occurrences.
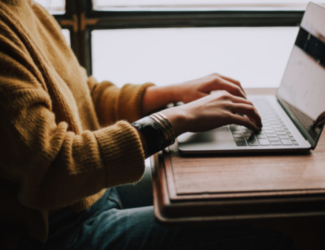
[229,99,299,147]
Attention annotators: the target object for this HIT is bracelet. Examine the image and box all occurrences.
[132,113,175,156]
[150,113,174,141]
[151,112,175,144]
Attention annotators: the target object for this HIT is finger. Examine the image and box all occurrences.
[213,78,246,99]
[228,113,260,133]
[230,103,262,128]
[217,74,245,92]
[198,92,208,99]
[226,95,261,126]
[227,95,253,106]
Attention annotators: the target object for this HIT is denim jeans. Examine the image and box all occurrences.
[18,186,295,250]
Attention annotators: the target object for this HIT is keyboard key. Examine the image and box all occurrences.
[234,137,245,142]
[255,130,264,134]
[230,125,240,131]
[258,139,270,146]
[233,134,243,138]
[292,140,299,145]
[276,132,287,135]
[247,138,259,146]
[271,141,282,145]
[278,135,289,139]
[236,141,247,146]
[281,139,293,145]
[269,137,280,141]
[256,135,267,139]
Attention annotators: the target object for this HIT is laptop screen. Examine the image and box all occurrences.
[277,2,325,148]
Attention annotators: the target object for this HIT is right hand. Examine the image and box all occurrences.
[161,90,262,138]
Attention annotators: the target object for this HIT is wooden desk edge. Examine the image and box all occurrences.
[151,153,325,224]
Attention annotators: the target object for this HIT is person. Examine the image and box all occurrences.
[0,0,295,249]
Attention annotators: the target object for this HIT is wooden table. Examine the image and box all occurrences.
[151,88,325,250]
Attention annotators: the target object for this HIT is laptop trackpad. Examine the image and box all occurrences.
[178,126,235,150]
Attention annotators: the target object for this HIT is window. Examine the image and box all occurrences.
[41,0,325,88]
[92,27,298,88]
[61,29,71,46]
[93,0,324,11]
[34,0,66,14]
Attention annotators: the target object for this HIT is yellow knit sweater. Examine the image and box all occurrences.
[0,0,153,248]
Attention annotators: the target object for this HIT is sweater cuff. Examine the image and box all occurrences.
[93,121,145,187]
[117,82,155,123]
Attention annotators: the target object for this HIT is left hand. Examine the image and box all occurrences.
[172,73,246,103]
[142,73,246,115]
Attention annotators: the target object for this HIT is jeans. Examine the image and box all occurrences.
[19,166,295,250]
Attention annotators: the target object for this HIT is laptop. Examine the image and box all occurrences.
[178,2,325,154]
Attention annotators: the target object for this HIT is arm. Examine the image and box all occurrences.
[142,73,247,115]
[136,74,261,158]
[0,52,145,211]
[87,75,154,126]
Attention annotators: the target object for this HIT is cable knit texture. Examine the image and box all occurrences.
[0,0,154,248]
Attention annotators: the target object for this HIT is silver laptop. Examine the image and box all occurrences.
[178,2,325,154]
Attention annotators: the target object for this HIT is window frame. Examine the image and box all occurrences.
[56,0,306,75]
[52,1,81,60]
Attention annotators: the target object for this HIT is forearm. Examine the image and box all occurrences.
[142,85,179,115]
[16,121,145,210]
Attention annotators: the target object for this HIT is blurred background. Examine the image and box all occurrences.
[35,0,325,88]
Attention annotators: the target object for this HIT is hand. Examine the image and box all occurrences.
[172,73,246,104]
[142,73,246,115]
[161,90,262,138]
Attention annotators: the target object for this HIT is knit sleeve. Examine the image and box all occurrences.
[0,51,145,210]
[86,74,155,127]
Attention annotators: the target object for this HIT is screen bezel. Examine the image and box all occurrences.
[276,92,324,149]
[275,3,325,149]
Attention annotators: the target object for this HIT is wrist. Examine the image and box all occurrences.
[160,107,188,138]
[167,84,182,103]
[142,85,179,115]
[132,115,175,157]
